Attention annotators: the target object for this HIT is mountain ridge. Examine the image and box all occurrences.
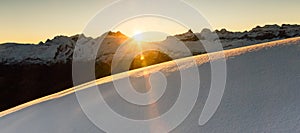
[1,24,300,65]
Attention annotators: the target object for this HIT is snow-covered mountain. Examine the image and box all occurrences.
[0,31,128,65]
[173,24,300,51]
[1,24,300,65]
[1,37,300,132]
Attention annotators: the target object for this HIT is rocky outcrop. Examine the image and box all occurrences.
[173,29,199,41]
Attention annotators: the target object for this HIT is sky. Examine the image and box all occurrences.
[0,0,300,43]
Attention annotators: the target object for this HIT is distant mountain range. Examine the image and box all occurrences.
[0,24,300,111]
[1,24,300,65]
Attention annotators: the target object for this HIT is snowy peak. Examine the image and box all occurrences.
[107,31,128,38]
[1,25,300,65]
[165,24,300,43]
[0,31,129,65]
[216,24,300,40]
[172,29,199,41]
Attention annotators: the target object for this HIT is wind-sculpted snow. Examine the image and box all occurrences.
[1,37,300,132]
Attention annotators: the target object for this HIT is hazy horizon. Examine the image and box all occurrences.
[1,0,300,43]
[1,23,299,44]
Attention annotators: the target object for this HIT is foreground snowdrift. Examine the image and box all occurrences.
[1,37,300,132]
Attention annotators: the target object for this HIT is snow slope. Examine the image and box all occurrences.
[1,37,300,133]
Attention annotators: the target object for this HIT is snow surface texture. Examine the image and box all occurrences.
[1,37,300,132]
[1,24,299,65]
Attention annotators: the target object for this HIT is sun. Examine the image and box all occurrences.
[133,30,142,36]
[131,29,168,42]
[132,30,144,42]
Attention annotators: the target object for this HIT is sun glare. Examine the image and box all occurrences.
[140,55,145,60]
[132,30,144,42]
[113,16,188,42]
[133,30,142,36]
[131,30,167,42]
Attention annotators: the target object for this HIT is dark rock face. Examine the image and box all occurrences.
[0,61,111,111]
[0,50,169,111]
[0,63,73,111]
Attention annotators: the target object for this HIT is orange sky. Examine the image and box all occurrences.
[0,0,299,43]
